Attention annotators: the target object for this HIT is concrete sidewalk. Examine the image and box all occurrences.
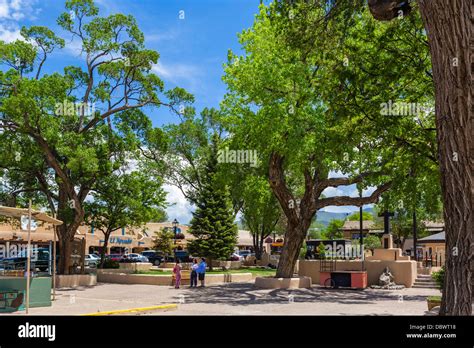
[4,282,442,316]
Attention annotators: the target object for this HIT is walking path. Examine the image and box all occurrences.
[5,282,442,316]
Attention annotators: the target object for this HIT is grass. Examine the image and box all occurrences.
[427,296,442,301]
[135,267,276,277]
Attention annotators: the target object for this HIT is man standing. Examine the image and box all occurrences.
[197,258,207,287]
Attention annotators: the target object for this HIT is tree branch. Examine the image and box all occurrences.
[316,182,392,208]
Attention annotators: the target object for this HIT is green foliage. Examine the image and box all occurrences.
[317,243,326,259]
[0,0,193,273]
[153,228,175,257]
[347,212,373,221]
[432,266,445,290]
[240,174,281,257]
[363,235,381,250]
[299,241,307,259]
[187,135,238,261]
[322,220,344,240]
[307,228,322,240]
[85,171,165,236]
[102,258,119,269]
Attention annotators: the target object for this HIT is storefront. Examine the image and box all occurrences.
[0,221,191,257]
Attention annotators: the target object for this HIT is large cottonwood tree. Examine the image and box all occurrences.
[0,0,192,273]
[223,1,438,279]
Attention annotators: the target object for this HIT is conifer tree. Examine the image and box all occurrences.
[188,134,237,269]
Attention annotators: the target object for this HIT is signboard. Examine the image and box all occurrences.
[109,237,133,245]
[20,216,37,232]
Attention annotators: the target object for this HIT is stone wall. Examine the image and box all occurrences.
[211,260,242,269]
[97,271,253,286]
[298,259,417,288]
[119,262,153,272]
[55,274,97,289]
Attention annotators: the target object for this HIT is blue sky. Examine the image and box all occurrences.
[0,0,260,126]
[1,0,372,223]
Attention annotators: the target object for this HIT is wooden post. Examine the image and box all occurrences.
[52,217,57,301]
[25,200,32,314]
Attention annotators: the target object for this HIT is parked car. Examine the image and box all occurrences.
[140,250,163,266]
[174,250,192,263]
[119,253,149,263]
[1,247,51,272]
[84,254,100,267]
[106,254,123,262]
[238,250,254,259]
[230,253,244,261]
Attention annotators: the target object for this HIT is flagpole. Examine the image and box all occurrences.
[26,199,32,314]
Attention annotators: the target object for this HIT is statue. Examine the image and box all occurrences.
[371,266,405,290]
[379,267,395,287]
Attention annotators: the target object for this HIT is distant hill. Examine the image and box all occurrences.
[315,207,375,227]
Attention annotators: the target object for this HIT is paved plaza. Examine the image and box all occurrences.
[7,282,441,316]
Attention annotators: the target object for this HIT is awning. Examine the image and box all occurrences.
[0,205,63,225]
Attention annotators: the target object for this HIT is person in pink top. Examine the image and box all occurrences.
[173,259,182,289]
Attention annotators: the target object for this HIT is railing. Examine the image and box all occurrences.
[320,259,336,272]
[417,252,444,268]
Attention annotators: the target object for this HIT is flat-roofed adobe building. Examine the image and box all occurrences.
[338,220,382,240]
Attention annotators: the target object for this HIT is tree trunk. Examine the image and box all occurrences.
[276,222,307,278]
[208,257,213,271]
[57,235,72,275]
[99,232,110,269]
[56,187,85,275]
[417,0,473,316]
[257,234,265,261]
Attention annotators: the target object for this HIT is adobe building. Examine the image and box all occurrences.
[417,231,445,266]
[338,220,382,239]
[0,221,255,255]
[0,221,191,256]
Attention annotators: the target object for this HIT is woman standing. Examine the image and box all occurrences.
[190,258,199,288]
[173,259,182,289]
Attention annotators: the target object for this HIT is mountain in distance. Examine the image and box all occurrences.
[315,207,375,227]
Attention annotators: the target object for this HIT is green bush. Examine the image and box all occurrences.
[431,266,445,290]
[101,258,119,269]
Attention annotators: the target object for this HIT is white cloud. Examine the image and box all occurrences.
[62,36,85,57]
[163,184,194,224]
[322,186,345,197]
[320,204,374,214]
[0,0,40,43]
[0,0,39,21]
[152,61,202,90]
[0,23,21,42]
[146,29,178,43]
[320,206,356,214]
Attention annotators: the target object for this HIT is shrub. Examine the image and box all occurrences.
[102,258,119,269]
[431,266,445,290]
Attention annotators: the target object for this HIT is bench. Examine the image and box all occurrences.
[172,270,191,285]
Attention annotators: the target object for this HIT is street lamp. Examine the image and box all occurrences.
[172,219,179,252]
[172,218,179,236]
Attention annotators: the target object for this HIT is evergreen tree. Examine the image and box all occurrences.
[188,134,237,269]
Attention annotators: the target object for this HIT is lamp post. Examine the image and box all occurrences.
[172,218,179,251]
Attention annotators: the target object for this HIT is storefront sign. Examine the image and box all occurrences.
[109,237,133,245]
